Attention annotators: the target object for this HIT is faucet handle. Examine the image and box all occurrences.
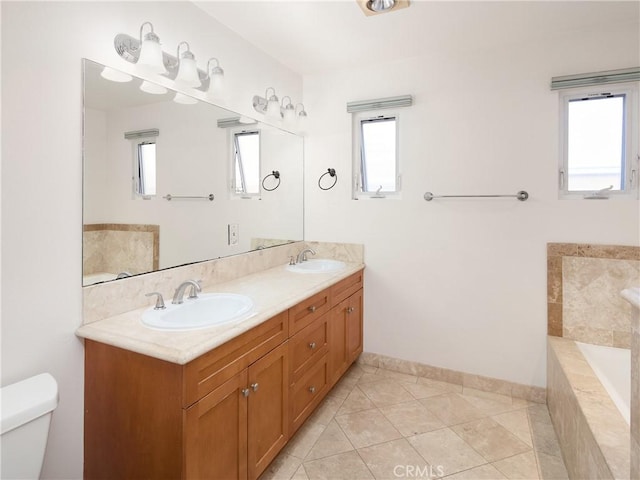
[188,280,202,299]
[145,292,166,310]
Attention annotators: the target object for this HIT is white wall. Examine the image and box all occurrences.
[1,2,301,478]
[303,20,640,388]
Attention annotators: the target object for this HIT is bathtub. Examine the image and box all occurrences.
[576,341,631,425]
[548,336,630,479]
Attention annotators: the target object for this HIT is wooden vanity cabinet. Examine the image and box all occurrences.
[84,269,364,480]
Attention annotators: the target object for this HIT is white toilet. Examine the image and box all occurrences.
[1,373,59,479]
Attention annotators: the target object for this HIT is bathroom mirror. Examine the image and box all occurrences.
[82,59,304,286]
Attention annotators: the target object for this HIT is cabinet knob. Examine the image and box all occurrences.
[308,305,316,313]
[346,307,355,314]
[308,386,316,394]
[241,388,250,397]
[251,382,259,392]
[308,342,316,350]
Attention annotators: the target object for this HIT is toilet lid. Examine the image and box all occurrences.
[1,373,58,435]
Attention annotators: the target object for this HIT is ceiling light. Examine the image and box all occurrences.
[174,42,201,88]
[356,0,409,16]
[367,0,395,12]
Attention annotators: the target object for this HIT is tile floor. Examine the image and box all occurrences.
[260,364,569,480]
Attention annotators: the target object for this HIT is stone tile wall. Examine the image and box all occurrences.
[547,243,640,346]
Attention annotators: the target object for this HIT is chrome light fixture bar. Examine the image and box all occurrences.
[346,94,413,113]
[113,23,224,93]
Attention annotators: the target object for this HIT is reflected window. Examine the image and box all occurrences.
[135,141,157,196]
[233,130,260,196]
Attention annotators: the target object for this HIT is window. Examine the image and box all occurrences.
[232,130,260,197]
[560,85,638,197]
[133,140,157,197]
[354,114,400,198]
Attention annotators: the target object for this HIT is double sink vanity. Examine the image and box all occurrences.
[77,248,364,480]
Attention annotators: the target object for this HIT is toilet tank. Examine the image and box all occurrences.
[1,373,59,479]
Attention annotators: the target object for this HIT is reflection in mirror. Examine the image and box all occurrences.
[82,59,304,286]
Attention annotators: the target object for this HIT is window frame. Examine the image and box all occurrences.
[132,137,157,199]
[352,110,401,199]
[559,83,638,199]
[230,128,261,199]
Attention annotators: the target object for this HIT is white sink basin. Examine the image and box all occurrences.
[142,293,254,331]
[287,259,346,274]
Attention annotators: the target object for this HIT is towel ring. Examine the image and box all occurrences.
[318,168,337,191]
[261,170,281,191]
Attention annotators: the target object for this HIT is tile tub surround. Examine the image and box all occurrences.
[622,288,640,480]
[77,243,364,364]
[358,352,546,404]
[83,223,159,275]
[547,242,640,344]
[547,336,630,479]
[259,363,569,480]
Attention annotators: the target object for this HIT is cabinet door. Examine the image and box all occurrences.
[328,300,348,385]
[247,342,289,480]
[184,369,249,480]
[346,289,364,363]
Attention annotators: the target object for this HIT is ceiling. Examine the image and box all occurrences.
[194,1,639,76]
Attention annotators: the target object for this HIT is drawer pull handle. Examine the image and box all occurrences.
[241,388,250,397]
[309,342,317,349]
[346,307,355,314]
[309,386,316,394]
[251,382,259,392]
[308,305,316,313]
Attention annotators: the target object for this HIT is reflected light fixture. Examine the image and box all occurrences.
[281,96,296,123]
[252,87,281,119]
[140,80,168,95]
[173,92,198,105]
[137,22,168,74]
[206,57,224,98]
[100,66,132,83]
[174,42,201,88]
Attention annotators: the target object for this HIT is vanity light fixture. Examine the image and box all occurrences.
[206,58,225,98]
[282,96,296,123]
[113,24,225,94]
[174,42,201,88]
[252,87,281,119]
[136,22,168,74]
[100,66,132,83]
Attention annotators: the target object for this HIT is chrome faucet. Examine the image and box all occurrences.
[296,248,316,263]
[172,280,201,304]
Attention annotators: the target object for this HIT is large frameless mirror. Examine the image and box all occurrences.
[82,59,304,286]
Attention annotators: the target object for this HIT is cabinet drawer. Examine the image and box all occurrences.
[289,314,329,385]
[290,354,329,434]
[289,289,331,335]
[184,312,288,407]
[331,270,364,307]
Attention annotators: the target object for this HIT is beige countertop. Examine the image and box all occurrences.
[76,262,364,365]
